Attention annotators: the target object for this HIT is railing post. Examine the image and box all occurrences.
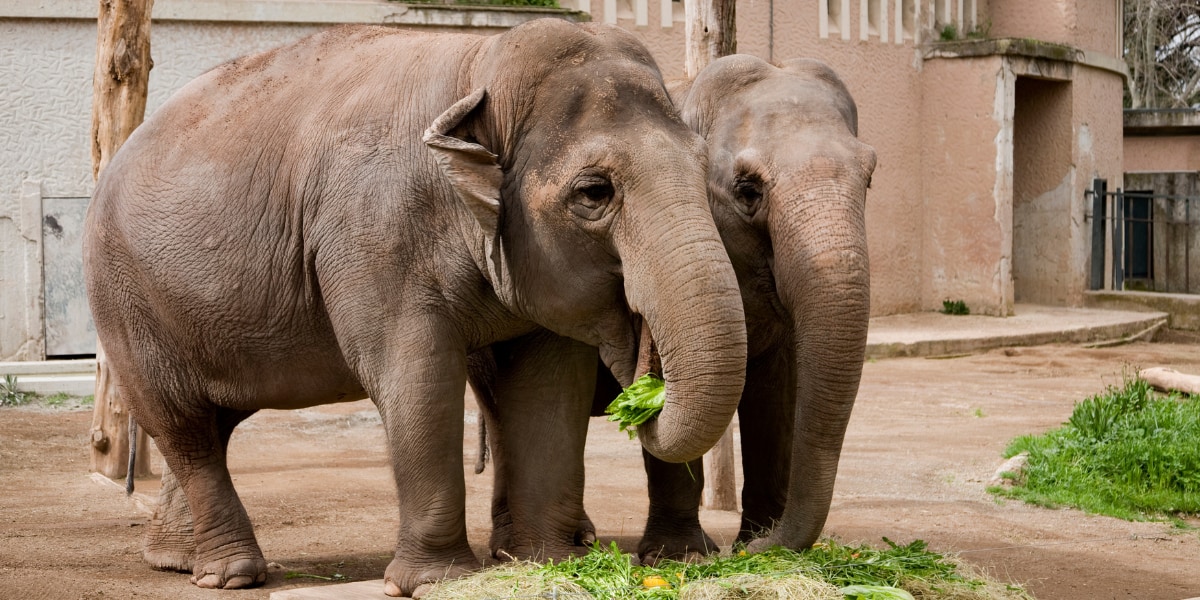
[1112,187,1125,292]
[1090,178,1107,290]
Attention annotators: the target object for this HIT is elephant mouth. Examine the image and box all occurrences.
[633,314,663,380]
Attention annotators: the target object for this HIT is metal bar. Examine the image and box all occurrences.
[1112,188,1125,291]
[1090,178,1106,290]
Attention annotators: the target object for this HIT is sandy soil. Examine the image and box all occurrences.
[1,341,1198,600]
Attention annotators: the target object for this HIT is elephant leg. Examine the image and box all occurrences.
[147,402,264,590]
[735,347,796,544]
[143,463,195,572]
[484,331,597,561]
[374,328,481,598]
[637,451,714,565]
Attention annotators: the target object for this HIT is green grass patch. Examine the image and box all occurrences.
[991,377,1200,521]
[424,540,1032,599]
[1,375,32,406]
[940,300,970,315]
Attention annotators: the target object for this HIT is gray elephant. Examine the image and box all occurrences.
[472,54,876,563]
[83,20,747,597]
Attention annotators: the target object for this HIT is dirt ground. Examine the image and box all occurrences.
[2,341,1199,600]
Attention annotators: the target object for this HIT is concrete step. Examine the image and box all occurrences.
[0,359,95,376]
[9,374,96,397]
[865,305,1168,359]
[1,360,96,396]
[270,579,389,600]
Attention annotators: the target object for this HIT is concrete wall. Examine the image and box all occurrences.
[0,1,575,360]
[1126,137,1200,173]
[918,55,1009,314]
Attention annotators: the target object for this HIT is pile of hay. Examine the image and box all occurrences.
[421,540,1033,600]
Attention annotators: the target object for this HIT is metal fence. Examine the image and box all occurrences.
[1088,177,1200,294]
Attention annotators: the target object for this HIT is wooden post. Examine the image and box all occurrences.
[685,0,739,511]
[89,0,155,480]
[684,0,736,78]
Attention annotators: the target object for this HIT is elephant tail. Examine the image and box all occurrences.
[467,348,498,475]
[126,413,137,494]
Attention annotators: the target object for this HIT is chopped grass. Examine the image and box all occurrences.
[990,377,1200,521]
[423,540,1032,599]
[606,373,666,439]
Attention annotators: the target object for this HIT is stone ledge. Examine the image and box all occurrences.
[0,0,586,27]
[1084,290,1200,331]
[923,37,1128,80]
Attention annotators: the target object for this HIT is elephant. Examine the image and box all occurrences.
[83,20,748,597]
[470,54,876,564]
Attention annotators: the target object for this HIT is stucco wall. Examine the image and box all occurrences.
[1012,77,1073,306]
[986,0,1121,55]
[1125,137,1200,173]
[1070,66,1124,299]
[919,56,1008,315]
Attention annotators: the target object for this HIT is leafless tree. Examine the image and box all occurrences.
[1125,0,1200,109]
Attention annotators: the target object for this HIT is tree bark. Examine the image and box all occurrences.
[684,0,739,510]
[684,0,736,78]
[89,0,155,480]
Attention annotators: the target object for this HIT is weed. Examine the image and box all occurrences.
[939,23,959,41]
[992,377,1200,521]
[1,375,31,406]
[941,299,970,315]
[974,407,986,418]
[43,392,72,407]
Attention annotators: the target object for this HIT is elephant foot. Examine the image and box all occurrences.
[144,466,196,572]
[744,528,820,554]
[637,515,717,566]
[383,552,481,598]
[734,516,776,546]
[190,554,268,589]
[493,539,584,562]
[143,543,194,573]
[574,513,596,546]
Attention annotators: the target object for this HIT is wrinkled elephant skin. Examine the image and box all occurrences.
[84,21,746,597]
[472,54,876,563]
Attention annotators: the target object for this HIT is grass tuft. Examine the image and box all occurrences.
[423,540,1031,599]
[1,375,31,406]
[991,377,1200,521]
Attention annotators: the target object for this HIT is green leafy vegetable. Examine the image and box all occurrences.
[606,373,665,439]
[840,584,917,600]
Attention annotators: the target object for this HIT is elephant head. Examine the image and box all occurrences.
[679,55,877,547]
[427,21,747,463]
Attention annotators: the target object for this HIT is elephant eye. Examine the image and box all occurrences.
[733,175,764,214]
[570,175,615,220]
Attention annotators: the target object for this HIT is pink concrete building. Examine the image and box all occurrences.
[570,0,1127,316]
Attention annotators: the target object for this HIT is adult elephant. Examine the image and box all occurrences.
[472,54,876,563]
[84,20,747,597]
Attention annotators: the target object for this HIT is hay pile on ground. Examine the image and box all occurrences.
[422,539,1033,600]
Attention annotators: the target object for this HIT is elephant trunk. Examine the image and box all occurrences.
[617,180,748,465]
[770,172,870,548]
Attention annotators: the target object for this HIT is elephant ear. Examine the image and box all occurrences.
[423,88,503,235]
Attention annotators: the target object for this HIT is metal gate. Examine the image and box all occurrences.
[1089,176,1200,293]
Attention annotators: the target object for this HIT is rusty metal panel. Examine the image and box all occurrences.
[42,197,95,356]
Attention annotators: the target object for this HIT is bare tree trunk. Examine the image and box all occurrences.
[684,0,739,511]
[89,0,155,480]
[684,0,736,78]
